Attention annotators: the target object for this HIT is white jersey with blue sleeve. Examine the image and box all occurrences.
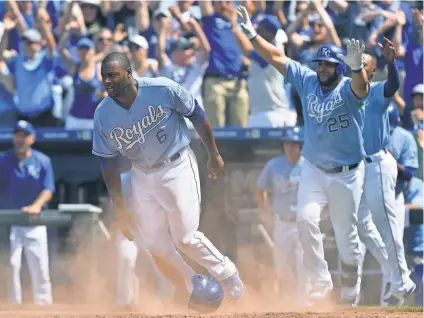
[388,126,419,195]
[92,77,195,170]
[256,155,304,216]
[284,59,366,169]
[362,82,393,155]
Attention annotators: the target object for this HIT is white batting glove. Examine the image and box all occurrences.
[236,5,257,40]
[337,38,365,72]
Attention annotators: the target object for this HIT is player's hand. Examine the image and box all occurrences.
[116,207,134,241]
[207,153,224,180]
[337,38,365,71]
[236,5,257,40]
[22,204,42,215]
[377,37,396,64]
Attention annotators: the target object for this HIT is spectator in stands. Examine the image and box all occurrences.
[287,0,341,70]
[285,1,313,58]
[59,33,104,130]
[199,0,249,127]
[157,14,209,108]
[0,7,58,127]
[0,120,55,305]
[93,27,113,62]
[234,16,296,128]
[128,35,158,79]
[79,0,108,40]
[0,60,16,128]
[108,0,150,37]
[393,6,423,120]
[54,1,87,61]
[147,8,174,60]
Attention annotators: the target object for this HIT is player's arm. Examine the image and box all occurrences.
[379,37,399,98]
[236,5,289,75]
[192,116,225,179]
[256,188,270,216]
[337,39,369,98]
[92,116,134,240]
[22,157,55,214]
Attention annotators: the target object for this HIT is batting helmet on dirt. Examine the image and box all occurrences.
[313,44,347,76]
[188,274,224,313]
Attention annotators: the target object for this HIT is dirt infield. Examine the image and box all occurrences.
[0,303,421,318]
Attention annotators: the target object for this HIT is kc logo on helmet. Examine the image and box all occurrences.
[320,47,331,57]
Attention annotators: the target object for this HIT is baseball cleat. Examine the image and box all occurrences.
[221,272,244,301]
[384,278,416,306]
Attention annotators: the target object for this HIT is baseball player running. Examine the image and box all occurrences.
[256,126,307,303]
[237,6,369,304]
[92,52,243,309]
[357,45,415,307]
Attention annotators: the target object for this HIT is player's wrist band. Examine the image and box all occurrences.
[352,68,363,74]
[249,33,258,41]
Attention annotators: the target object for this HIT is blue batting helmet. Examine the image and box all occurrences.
[387,104,400,129]
[313,44,346,76]
[188,274,224,313]
[281,126,304,143]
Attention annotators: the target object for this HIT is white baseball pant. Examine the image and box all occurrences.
[130,147,237,293]
[358,150,410,295]
[273,216,308,302]
[395,193,406,241]
[9,225,52,305]
[296,160,364,298]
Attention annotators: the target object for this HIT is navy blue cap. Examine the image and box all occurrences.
[257,15,281,37]
[14,120,35,135]
[77,37,94,49]
[169,37,195,53]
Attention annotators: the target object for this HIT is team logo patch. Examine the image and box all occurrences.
[307,91,344,123]
[109,105,168,150]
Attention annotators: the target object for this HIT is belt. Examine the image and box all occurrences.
[365,148,388,163]
[317,162,360,174]
[204,72,240,80]
[150,152,181,170]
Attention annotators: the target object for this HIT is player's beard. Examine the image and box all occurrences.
[318,71,339,88]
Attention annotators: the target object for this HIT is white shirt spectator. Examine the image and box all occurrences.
[247,35,297,128]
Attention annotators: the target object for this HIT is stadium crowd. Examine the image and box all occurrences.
[0,0,422,307]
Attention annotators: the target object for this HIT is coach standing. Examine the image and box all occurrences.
[0,120,54,305]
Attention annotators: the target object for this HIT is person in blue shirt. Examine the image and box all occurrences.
[403,177,424,307]
[236,5,370,305]
[199,0,249,127]
[0,120,55,305]
[0,9,58,127]
[256,127,306,304]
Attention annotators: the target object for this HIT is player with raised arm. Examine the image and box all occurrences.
[236,6,369,304]
[357,44,416,307]
[92,52,243,312]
